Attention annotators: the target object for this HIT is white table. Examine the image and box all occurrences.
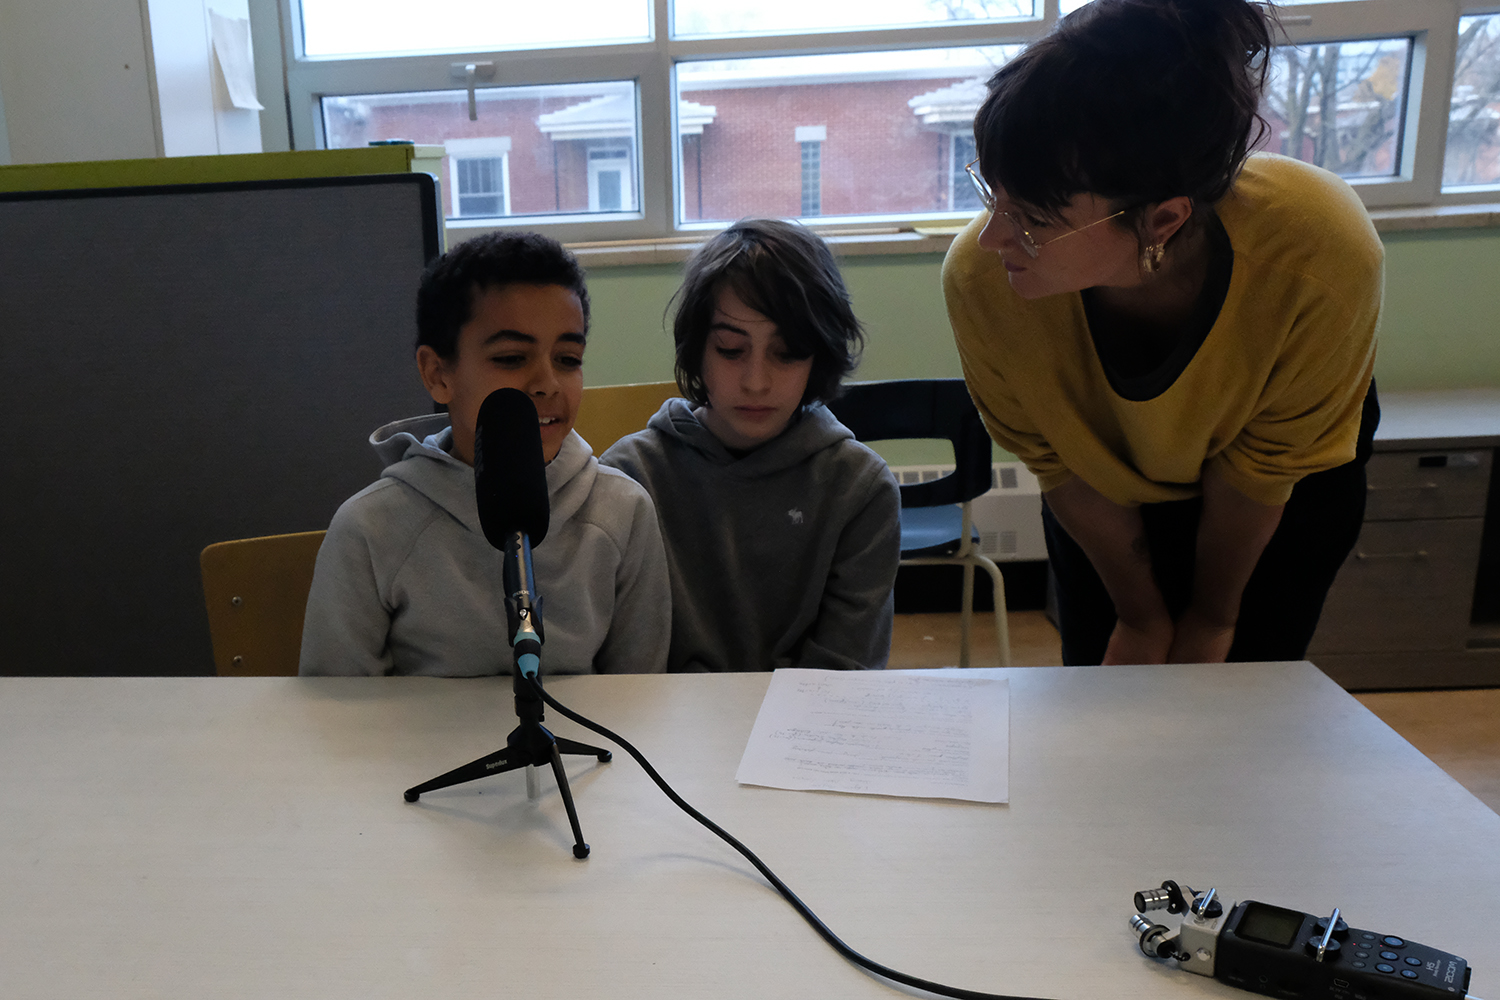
[2,666,1496,1000]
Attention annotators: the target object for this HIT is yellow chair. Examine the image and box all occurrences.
[574,381,680,455]
[200,531,327,676]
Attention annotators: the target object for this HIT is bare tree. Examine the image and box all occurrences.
[926,0,1030,20]
[1262,41,1406,178]
[1445,15,1500,186]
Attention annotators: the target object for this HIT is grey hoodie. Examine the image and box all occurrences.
[299,414,670,676]
[601,399,899,672]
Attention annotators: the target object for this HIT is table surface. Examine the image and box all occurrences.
[1375,388,1500,449]
[2,665,1496,1000]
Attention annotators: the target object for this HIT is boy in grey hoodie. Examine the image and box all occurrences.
[300,232,670,676]
[602,220,899,672]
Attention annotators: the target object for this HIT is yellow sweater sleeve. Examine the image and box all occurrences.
[1207,273,1378,505]
[1206,158,1382,506]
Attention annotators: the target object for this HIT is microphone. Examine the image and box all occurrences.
[475,387,550,549]
[474,387,551,678]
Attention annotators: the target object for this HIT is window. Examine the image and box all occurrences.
[298,0,650,57]
[1446,13,1500,188]
[674,47,1018,224]
[446,137,510,218]
[796,126,825,218]
[280,0,1500,241]
[320,81,640,221]
[1262,38,1412,179]
[951,135,980,212]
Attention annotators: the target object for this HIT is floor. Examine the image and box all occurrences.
[890,610,1500,815]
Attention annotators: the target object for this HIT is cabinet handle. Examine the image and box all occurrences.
[1366,483,1438,493]
[1355,550,1429,561]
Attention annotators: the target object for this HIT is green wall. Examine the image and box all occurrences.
[585,230,1500,390]
[1377,227,1500,390]
[581,228,1500,464]
[583,252,962,389]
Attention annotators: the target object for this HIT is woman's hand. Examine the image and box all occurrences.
[1103,615,1175,665]
[1173,469,1285,663]
[1167,607,1236,664]
[1045,476,1175,665]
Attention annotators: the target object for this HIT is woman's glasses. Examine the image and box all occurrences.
[965,159,1126,259]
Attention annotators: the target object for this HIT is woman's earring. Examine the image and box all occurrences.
[1141,242,1166,274]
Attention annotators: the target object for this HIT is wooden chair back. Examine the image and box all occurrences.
[574,381,679,455]
[200,530,326,676]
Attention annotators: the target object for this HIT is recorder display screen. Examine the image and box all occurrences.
[1235,902,1305,949]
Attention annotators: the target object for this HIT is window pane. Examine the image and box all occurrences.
[322,82,639,220]
[800,141,822,216]
[300,0,649,58]
[1061,1,1379,18]
[1445,14,1500,189]
[456,158,505,217]
[1259,38,1411,179]
[674,0,1032,40]
[676,47,1019,223]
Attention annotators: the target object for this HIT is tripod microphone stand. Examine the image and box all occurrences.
[402,534,612,859]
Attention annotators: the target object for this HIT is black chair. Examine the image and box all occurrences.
[828,379,1011,667]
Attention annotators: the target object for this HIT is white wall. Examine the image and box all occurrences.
[0,0,161,163]
[0,50,13,164]
[247,0,290,152]
[149,0,262,156]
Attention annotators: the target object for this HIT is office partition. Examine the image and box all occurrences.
[0,173,441,675]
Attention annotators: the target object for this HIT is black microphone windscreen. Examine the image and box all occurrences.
[474,387,550,550]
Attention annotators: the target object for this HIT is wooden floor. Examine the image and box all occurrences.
[891,610,1500,815]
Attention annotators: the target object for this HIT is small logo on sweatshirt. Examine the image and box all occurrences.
[787,508,804,525]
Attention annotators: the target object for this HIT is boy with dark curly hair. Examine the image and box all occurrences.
[301,231,670,676]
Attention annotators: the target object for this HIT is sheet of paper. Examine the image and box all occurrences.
[209,10,265,110]
[736,668,1009,803]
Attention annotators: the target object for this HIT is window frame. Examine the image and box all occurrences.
[272,0,1500,243]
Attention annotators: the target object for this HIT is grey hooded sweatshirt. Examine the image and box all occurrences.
[601,399,899,672]
[299,413,670,676]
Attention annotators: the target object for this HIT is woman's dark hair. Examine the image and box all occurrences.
[415,230,590,359]
[671,218,864,408]
[973,0,1276,227]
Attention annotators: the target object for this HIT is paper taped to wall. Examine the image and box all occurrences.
[210,10,265,111]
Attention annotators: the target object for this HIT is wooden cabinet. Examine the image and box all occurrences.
[1309,390,1500,690]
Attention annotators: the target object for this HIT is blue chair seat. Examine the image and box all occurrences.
[826,378,1011,667]
[900,506,977,558]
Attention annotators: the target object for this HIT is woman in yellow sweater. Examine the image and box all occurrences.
[943,0,1381,666]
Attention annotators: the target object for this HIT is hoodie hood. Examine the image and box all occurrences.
[369,414,598,537]
[645,398,854,478]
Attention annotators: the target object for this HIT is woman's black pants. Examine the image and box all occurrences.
[1042,385,1380,666]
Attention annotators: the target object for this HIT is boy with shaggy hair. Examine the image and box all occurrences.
[602,219,899,672]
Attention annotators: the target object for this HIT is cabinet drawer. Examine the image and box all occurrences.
[1364,449,1490,520]
[1308,517,1483,654]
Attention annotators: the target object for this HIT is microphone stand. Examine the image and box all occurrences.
[402,534,612,859]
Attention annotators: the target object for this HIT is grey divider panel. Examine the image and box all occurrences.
[0,174,442,676]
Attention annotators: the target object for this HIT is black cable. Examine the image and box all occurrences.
[527,675,1055,1000]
